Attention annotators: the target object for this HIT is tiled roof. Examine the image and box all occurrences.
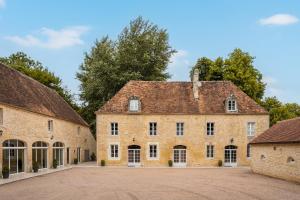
[0,63,88,126]
[97,80,267,115]
[251,117,300,144]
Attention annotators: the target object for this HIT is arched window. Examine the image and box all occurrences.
[32,141,48,169]
[226,94,238,112]
[2,139,26,174]
[53,142,64,167]
[128,96,140,112]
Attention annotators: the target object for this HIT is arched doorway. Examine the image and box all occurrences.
[2,139,26,174]
[32,141,48,169]
[53,142,64,167]
[224,145,237,167]
[128,145,141,167]
[173,145,187,167]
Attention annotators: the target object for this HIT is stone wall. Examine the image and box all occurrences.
[251,143,300,183]
[97,114,269,167]
[0,104,96,172]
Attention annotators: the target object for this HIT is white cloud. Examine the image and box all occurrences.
[259,14,299,26]
[0,0,5,8]
[168,50,191,81]
[169,50,189,68]
[263,76,282,96]
[5,26,90,49]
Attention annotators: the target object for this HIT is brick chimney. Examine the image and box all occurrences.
[192,68,201,99]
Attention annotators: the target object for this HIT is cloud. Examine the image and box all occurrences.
[259,14,299,26]
[168,50,191,81]
[5,26,90,49]
[169,50,189,68]
[263,76,282,96]
[0,0,5,8]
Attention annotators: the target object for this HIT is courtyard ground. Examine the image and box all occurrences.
[0,167,299,200]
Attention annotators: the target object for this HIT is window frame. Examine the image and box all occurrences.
[110,122,119,136]
[247,122,256,136]
[48,120,53,132]
[206,144,214,159]
[147,142,159,160]
[206,122,215,136]
[108,143,120,160]
[176,122,184,136]
[149,122,157,136]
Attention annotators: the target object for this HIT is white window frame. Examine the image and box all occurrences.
[206,144,214,159]
[110,122,119,136]
[247,122,256,136]
[129,99,139,112]
[149,122,157,136]
[147,142,159,160]
[176,122,184,136]
[206,122,215,136]
[108,143,120,160]
[227,99,237,112]
[0,107,3,125]
[48,120,53,132]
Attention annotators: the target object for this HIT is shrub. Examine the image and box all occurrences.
[100,160,105,166]
[53,159,58,169]
[32,161,39,173]
[218,160,223,167]
[74,158,78,165]
[91,153,96,161]
[2,166,9,179]
[168,160,173,167]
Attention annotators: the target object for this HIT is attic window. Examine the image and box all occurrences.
[226,94,238,112]
[129,96,140,112]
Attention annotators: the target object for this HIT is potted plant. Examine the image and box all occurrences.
[74,158,78,165]
[91,153,96,161]
[32,161,39,173]
[53,159,58,169]
[2,166,9,179]
[168,160,173,167]
[100,160,105,166]
[218,160,223,167]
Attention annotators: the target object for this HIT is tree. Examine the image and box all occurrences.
[77,17,176,134]
[190,49,265,102]
[0,52,78,111]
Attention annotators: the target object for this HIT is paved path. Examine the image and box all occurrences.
[1,167,299,200]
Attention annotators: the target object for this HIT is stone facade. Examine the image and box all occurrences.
[0,104,96,173]
[251,143,300,183]
[97,114,269,167]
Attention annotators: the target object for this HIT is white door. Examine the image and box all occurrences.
[128,149,141,167]
[173,149,186,167]
[224,146,237,167]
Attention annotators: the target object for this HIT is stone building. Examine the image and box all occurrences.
[0,64,96,175]
[250,117,300,183]
[96,70,269,167]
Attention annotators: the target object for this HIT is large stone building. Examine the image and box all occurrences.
[250,117,300,183]
[0,64,96,175]
[96,70,269,167]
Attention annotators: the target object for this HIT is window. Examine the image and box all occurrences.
[111,123,118,135]
[206,145,214,158]
[247,122,255,136]
[0,108,3,125]
[206,122,214,136]
[247,144,251,158]
[149,144,157,159]
[77,127,81,135]
[48,120,53,132]
[129,99,139,112]
[176,122,184,136]
[226,94,238,112]
[149,122,157,136]
[110,144,119,159]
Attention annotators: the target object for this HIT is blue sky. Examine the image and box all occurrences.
[0,0,299,103]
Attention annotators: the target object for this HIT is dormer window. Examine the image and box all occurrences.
[226,94,238,112]
[129,96,140,112]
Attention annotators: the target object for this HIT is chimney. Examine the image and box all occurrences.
[192,68,201,99]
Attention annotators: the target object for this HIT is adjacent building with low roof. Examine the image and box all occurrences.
[250,117,300,183]
[96,69,269,167]
[0,63,96,176]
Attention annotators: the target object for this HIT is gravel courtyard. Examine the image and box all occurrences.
[0,167,299,200]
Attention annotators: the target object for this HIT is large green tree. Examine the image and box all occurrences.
[191,49,265,102]
[77,17,176,133]
[0,52,78,110]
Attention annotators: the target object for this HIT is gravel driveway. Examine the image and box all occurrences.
[0,167,299,200]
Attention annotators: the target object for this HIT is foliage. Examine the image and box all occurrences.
[77,17,176,135]
[53,159,58,169]
[91,152,96,161]
[2,166,9,179]
[218,160,223,167]
[168,160,173,167]
[190,49,265,102]
[100,160,106,166]
[74,158,78,164]
[32,161,39,172]
[0,52,79,111]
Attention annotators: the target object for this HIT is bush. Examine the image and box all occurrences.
[74,158,78,164]
[32,161,39,173]
[100,160,105,166]
[2,166,9,179]
[218,160,223,167]
[168,160,173,167]
[91,153,96,161]
[53,159,58,169]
